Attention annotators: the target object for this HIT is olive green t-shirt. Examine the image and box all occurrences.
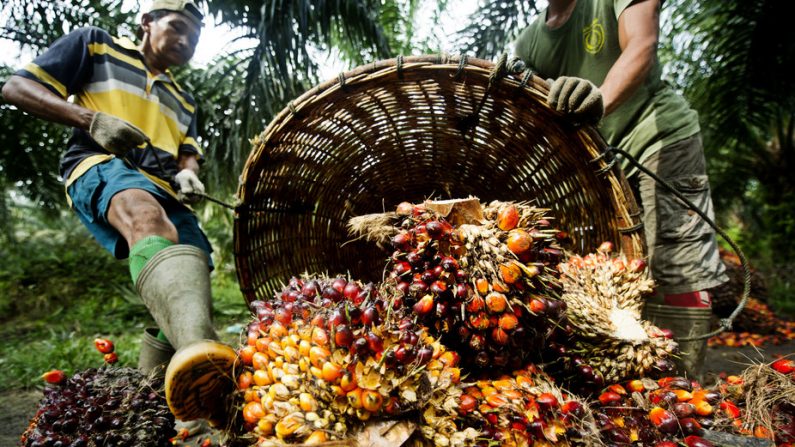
[514,0,700,176]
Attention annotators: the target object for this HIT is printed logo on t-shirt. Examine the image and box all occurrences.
[583,18,605,54]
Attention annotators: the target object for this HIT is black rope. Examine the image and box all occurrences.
[396,54,404,79]
[604,146,750,341]
[453,54,468,79]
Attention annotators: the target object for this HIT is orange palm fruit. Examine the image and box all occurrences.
[459,394,477,414]
[321,361,343,382]
[485,292,508,313]
[347,388,364,409]
[627,379,645,393]
[309,346,330,368]
[242,401,265,424]
[239,345,257,365]
[305,430,328,445]
[673,389,693,402]
[506,229,532,254]
[362,390,384,412]
[475,278,490,295]
[253,369,272,386]
[238,371,253,389]
[497,205,519,231]
[500,263,522,284]
[693,400,713,416]
[252,352,269,371]
[340,370,358,392]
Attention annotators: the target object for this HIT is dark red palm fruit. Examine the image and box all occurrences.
[680,418,704,436]
[673,402,696,418]
[536,393,559,411]
[391,232,413,251]
[425,221,444,240]
[334,325,353,347]
[362,306,379,326]
[598,391,622,406]
[393,261,412,277]
[684,436,715,447]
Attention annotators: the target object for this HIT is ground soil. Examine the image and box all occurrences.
[2,340,793,445]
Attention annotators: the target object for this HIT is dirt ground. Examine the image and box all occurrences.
[3,340,793,445]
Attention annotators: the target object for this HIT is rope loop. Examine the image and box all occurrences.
[518,69,535,90]
[396,54,404,78]
[454,54,469,79]
[338,72,348,91]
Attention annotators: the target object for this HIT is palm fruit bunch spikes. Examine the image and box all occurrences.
[21,367,175,447]
[421,364,598,447]
[556,242,679,383]
[383,199,566,371]
[237,275,464,446]
[592,376,730,446]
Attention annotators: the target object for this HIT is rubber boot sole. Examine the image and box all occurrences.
[165,340,237,424]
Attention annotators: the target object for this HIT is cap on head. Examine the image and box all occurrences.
[147,0,204,28]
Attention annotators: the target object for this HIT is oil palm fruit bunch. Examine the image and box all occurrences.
[383,199,566,370]
[591,376,730,445]
[422,364,598,447]
[21,366,175,447]
[557,242,679,383]
[236,275,463,445]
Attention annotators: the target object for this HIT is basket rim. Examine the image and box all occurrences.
[234,54,646,304]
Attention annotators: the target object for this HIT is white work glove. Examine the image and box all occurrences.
[174,169,205,205]
[89,112,149,156]
[547,76,604,124]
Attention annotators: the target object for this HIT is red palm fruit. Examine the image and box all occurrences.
[94,338,115,354]
[684,436,715,447]
[430,280,447,295]
[680,418,704,436]
[334,325,353,347]
[343,282,361,301]
[506,229,532,254]
[104,352,119,364]
[491,327,509,345]
[469,313,490,330]
[673,402,696,418]
[238,371,253,389]
[499,263,522,284]
[649,407,678,434]
[468,334,486,351]
[455,283,469,300]
[331,277,347,293]
[498,313,519,331]
[347,388,364,409]
[599,391,622,406]
[497,205,520,231]
[627,379,645,393]
[362,306,379,326]
[561,401,585,419]
[485,292,508,313]
[366,333,384,353]
[772,358,795,374]
[655,442,678,447]
[629,258,647,273]
[536,393,559,410]
[42,369,66,384]
[466,295,485,312]
[392,261,412,276]
[529,297,547,314]
[608,384,627,395]
[413,295,435,315]
[384,396,400,415]
[395,346,415,364]
[425,221,444,239]
[720,401,741,419]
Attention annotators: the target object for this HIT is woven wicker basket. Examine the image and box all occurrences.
[234,55,643,304]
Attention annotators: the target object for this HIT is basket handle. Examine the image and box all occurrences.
[603,146,750,342]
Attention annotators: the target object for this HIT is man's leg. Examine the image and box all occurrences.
[636,134,728,378]
[107,189,235,425]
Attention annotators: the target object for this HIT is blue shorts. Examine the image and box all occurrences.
[67,158,213,267]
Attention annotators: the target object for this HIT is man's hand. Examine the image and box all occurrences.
[547,76,604,124]
[174,169,205,205]
[89,112,149,156]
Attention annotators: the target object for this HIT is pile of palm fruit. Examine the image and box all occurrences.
[230,198,704,446]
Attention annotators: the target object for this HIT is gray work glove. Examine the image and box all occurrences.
[547,76,604,124]
[174,169,205,205]
[89,112,149,156]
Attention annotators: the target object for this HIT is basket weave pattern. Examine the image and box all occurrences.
[234,55,643,303]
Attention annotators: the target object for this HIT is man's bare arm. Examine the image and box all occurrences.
[1,75,95,130]
[600,0,660,116]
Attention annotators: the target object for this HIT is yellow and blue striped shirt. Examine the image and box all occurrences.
[16,27,203,196]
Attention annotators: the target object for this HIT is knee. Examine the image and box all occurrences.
[131,203,178,243]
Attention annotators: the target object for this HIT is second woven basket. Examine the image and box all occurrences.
[234,55,643,304]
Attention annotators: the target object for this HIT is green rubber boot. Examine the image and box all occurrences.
[135,245,236,424]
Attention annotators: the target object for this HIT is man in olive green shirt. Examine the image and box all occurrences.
[515,1,727,308]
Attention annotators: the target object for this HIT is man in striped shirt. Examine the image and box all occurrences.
[2,0,236,428]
